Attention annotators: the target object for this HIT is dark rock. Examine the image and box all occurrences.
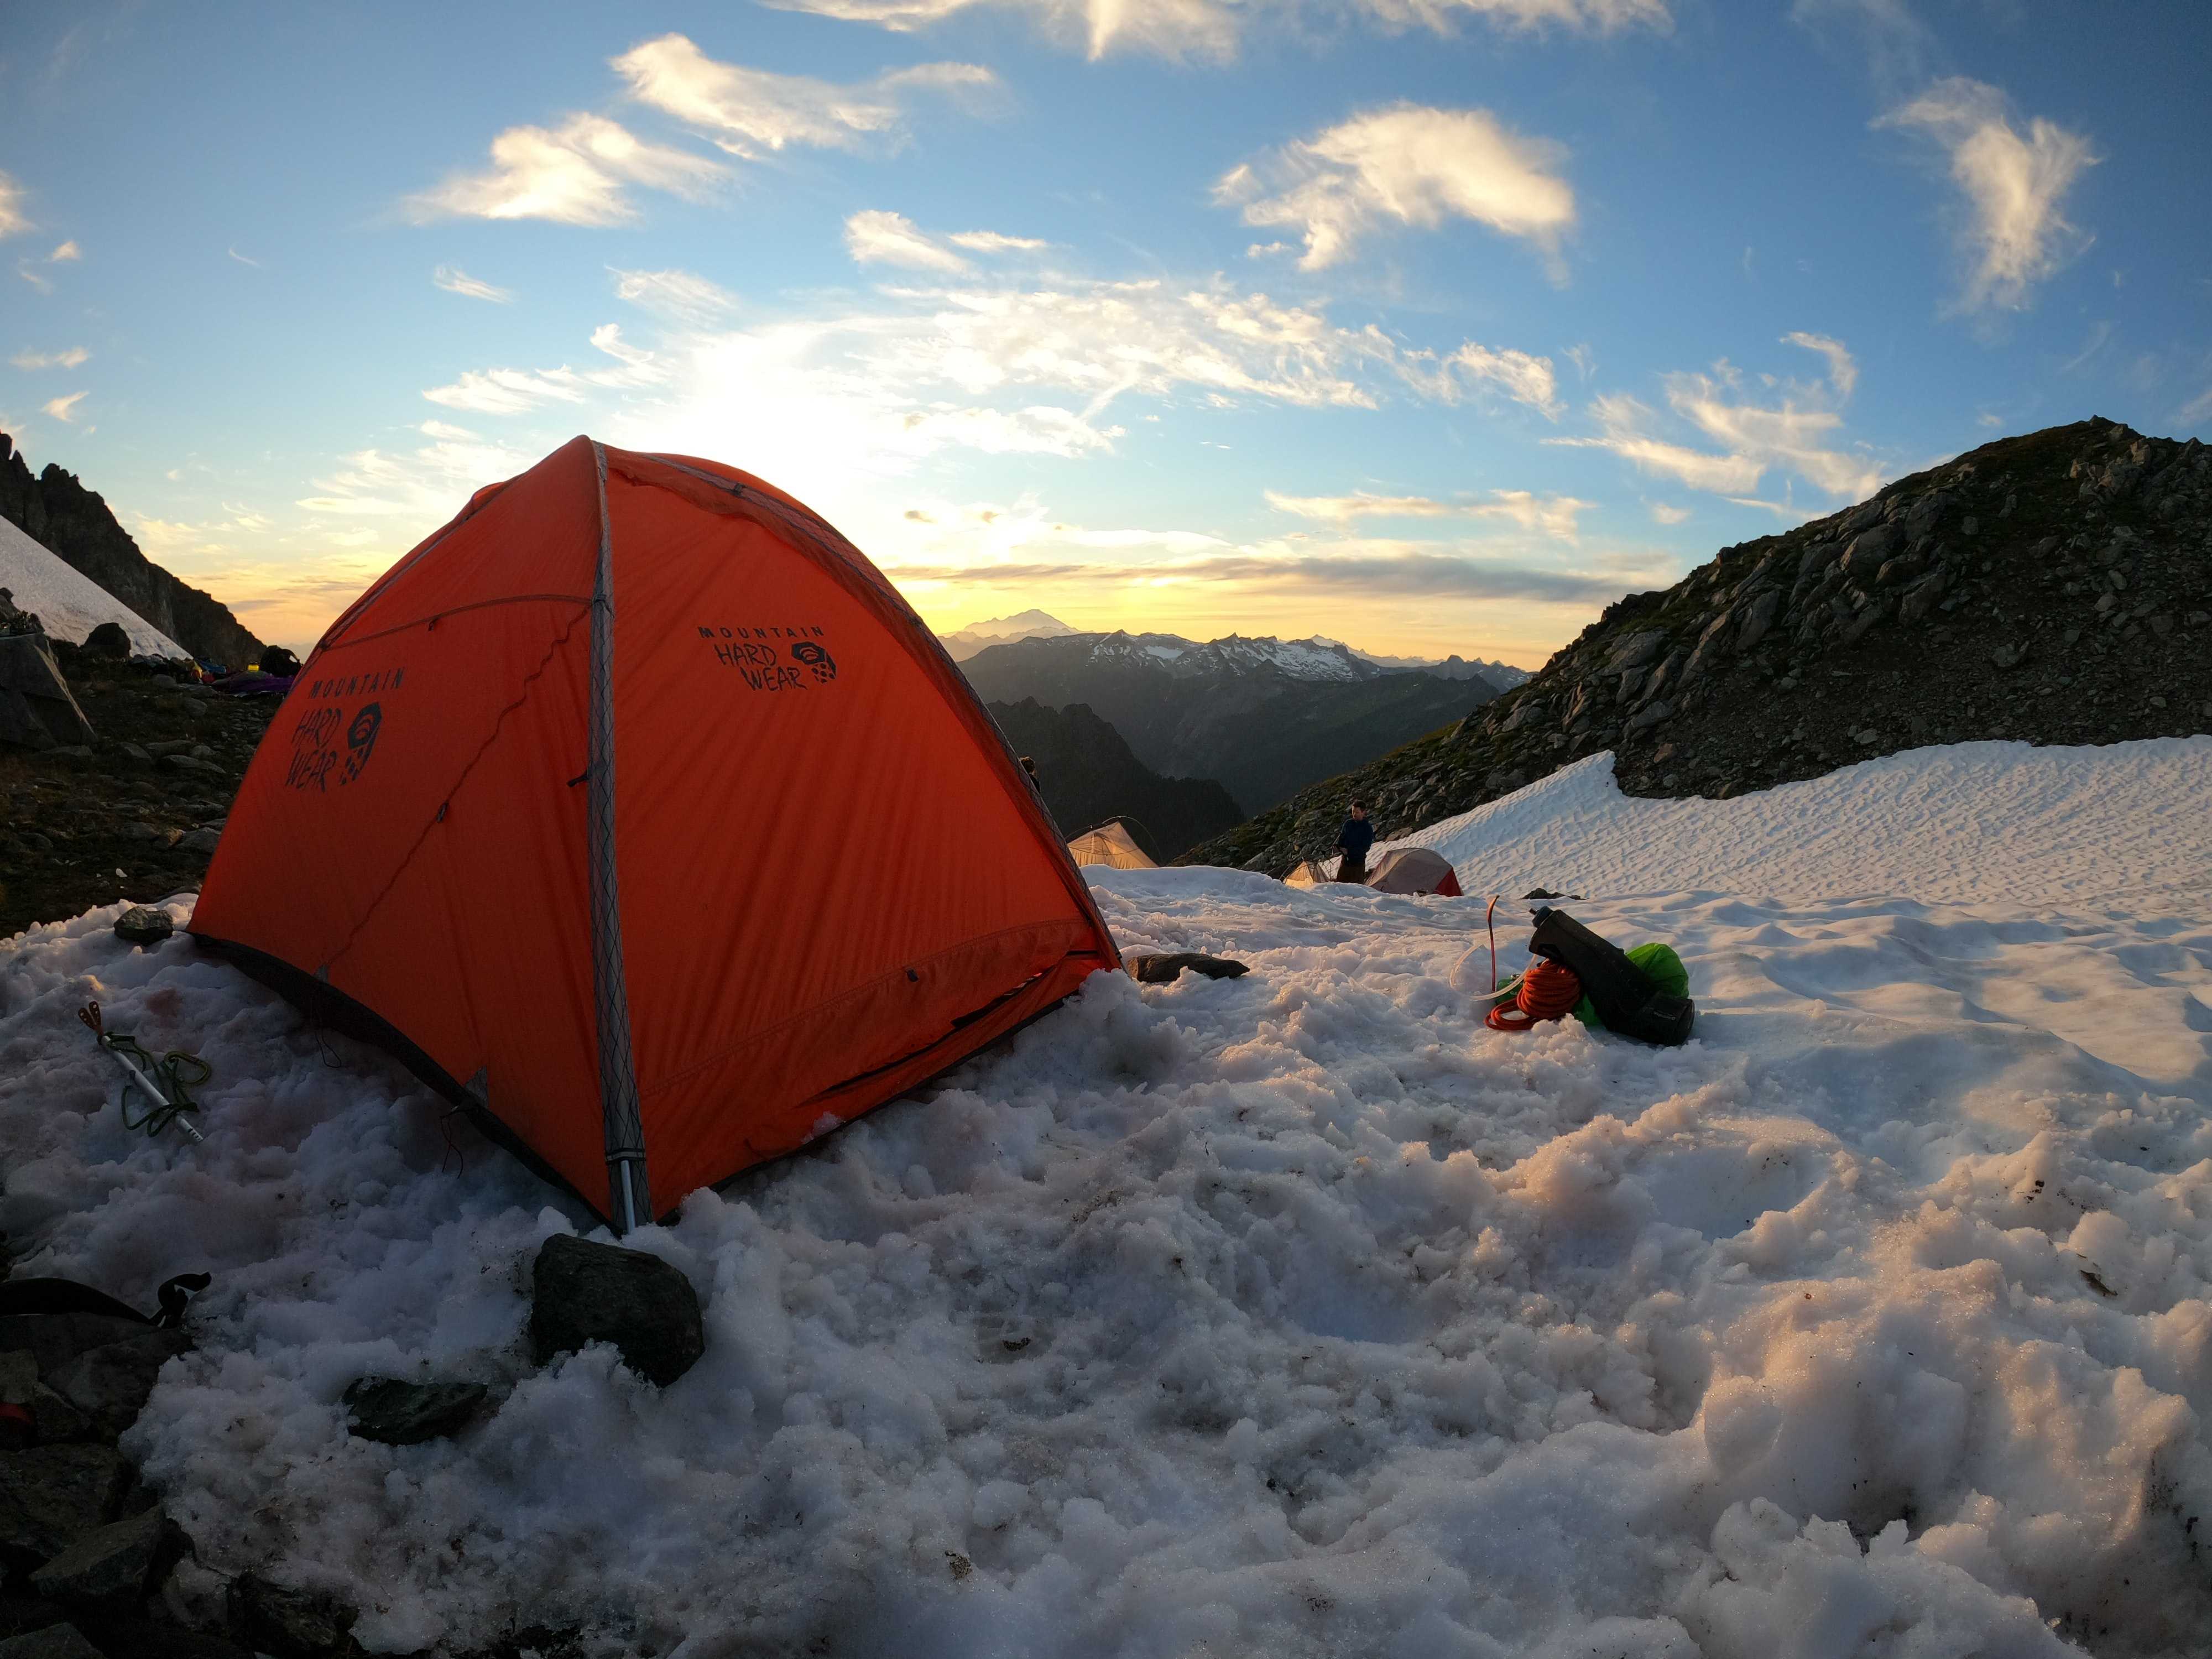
[341,1376,488,1446]
[1126,953,1250,984]
[113,907,175,946]
[79,624,129,661]
[46,1333,187,1441]
[0,635,95,752]
[529,1235,703,1388]
[29,1506,176,1605]
[0,1446,130,1562]
[176,828,221,855]
[0,1314,163,1378]
[1735,589,1783,651]
[259,646,301,676]
[1990,642,2029,670]
[0,1625,106,1659]
[225,1574,364,1659]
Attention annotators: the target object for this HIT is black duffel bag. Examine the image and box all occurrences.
[1528,906,1695,1047]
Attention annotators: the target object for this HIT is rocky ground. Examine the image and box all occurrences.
[1,655,276,941]
[1186,418,2212,875]
[0,1237,682,1658]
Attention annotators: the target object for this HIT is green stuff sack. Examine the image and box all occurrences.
[1574,941,1688,1029]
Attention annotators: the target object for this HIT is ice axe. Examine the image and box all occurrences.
[77,1000,209,1144]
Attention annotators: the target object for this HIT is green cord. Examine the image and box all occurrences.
[99,1033,211,1140]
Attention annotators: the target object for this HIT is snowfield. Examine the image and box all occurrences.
[3,738,2211,1657]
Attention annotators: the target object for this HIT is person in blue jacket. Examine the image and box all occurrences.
[1335,800,1374,883]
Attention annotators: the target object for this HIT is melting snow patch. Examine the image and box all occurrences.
[1,739,2209,1656]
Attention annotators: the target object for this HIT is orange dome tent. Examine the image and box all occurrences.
[191,439,1119,1229]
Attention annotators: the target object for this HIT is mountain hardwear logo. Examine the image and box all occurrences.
[791,640,837,682]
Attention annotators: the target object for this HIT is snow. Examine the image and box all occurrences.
[0,514,187,659]
[4,738,2211,1656]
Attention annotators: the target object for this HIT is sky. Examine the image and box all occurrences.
[2,1,2208,664]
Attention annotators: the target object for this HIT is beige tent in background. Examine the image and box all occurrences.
[1068,820,1156,870]
[1283,860,1331,888]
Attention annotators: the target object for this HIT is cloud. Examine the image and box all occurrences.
[10,347,89,370]
[612,34,996,160]
[2179,385,2212,429]
[297,421,539,518]
[434,265,513,302]
[846,210,972,273]
[408,112,726,226]
[41,391,87,422]
[1551,347,1883,504]
[1781,330,1855,398]
[612,268,740,327]
[421,367,589,415]
[1877,77,2096,312]
[1218,104,1573,272]
[48,240,79,262]
[228,247,262,267]
[1400,340,1563,417]
[0,173,27,239]
[760,0,1663,61]
[1265,488,1588,540]
[1648,501,1690,524]
[947,230,1047,253]
[1791,0,1933,87]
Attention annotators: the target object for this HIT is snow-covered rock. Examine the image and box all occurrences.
[0,517,186,659]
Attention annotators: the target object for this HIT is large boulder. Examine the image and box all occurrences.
[0,1626,106,1659]
[225,1573,364,1659]
[0,634,92,750]
[529,1235,703,1387]
[0,1446,130,1563]
[46,1332,187,1441]
[29,1505,178,1604]
[341,1377,487,1446]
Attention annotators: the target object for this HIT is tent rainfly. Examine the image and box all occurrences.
[1283,861,1329,888]
[191,437,1121,1230]
[1068,820,1156,870]
[1365,847,1464,896]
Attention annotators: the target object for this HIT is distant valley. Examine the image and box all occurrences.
[958,623,1509,815]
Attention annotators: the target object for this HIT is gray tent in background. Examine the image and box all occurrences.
[1365,847,1463,896]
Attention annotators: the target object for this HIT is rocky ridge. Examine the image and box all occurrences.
[0,434,262,669]
[1184,418,2212,876]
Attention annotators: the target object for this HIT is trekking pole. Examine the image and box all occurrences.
[76,1002,208,1145]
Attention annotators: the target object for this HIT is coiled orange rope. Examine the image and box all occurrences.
[1484,958,1584,1032]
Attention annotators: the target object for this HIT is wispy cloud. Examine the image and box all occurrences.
[612,35,997,159]
[846,212,1053,272]
[298,421,539,519]
[1399,340,1564,417]
[0,172,27,239]
[1877,77,2096,312]
[433,265,513,302]
[846,210,972,273]
[407,112,726,226]
[1781,330,1855,398]
[1551,347,1882,504]
[1648,501,1689,524]
[2179,384,2212,429]
[1791,0,1933,88]
[612,268,741,327]
[41,391,87,423]
[1265,488,1589,540]
[48,239,79,263]
[421,367,588,415]
[1217,104,1573,272]
[227,246,262,267]
[10,347,89,370]
[760,0,1664,62]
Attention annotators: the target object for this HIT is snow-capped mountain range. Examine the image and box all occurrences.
[939,611,1531,687]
